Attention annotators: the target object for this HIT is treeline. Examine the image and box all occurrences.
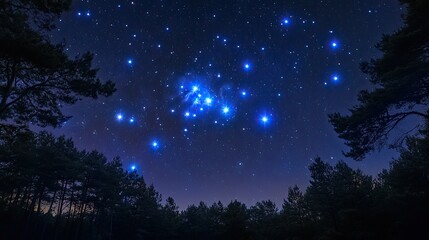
[1,128,428,240]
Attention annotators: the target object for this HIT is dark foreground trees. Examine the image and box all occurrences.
[1,129,429,240]
[0,0,115,128]
[329,0,429,160]
[0,131,174,239]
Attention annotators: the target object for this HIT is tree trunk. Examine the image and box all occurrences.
[36,186,45,214]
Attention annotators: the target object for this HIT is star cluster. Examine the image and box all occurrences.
[53,0,403,208]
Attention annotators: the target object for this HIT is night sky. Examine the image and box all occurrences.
[51,0,404,208]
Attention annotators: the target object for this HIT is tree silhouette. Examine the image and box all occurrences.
[222,200,249,240]
[0,130,428,239]
[329,0,429,160]
[0,0,115,128]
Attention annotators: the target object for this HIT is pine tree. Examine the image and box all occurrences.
[0,0,115,128]
[329,0,429,160]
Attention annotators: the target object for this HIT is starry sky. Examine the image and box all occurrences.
[51,0,404,208]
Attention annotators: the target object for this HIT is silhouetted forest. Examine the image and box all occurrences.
[1,0,429,239]
[1,127,428,239]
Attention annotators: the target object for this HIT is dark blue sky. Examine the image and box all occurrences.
[52,0,404,208]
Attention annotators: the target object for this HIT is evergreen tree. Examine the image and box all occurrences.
[376,122,429,239]
[329,0,429,160]
[222,200,249,240]
[248,200,279,240]
[305,158,374,238]
[0,0,115,128]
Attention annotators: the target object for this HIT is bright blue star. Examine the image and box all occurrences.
[241,91,247,96]
[86,12,90,16]
[222,106,230,114]
[151,140,160,149]
[332,74,340,82]
[262,116,268,123]
[127,59,133,65]
[129,117,135,123]
[130,165,136,171]
[77,12,82,16]
[260,114,271,126]
[281,18,290,25]
[205,97,213,105]
[243,62,252,71]
[116,113,124,121]
[331,41,339,49]
[192,86,198,92]
[184,112,190,117]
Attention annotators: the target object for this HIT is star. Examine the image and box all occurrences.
[331,41,339,49]
[116,113,124,121]
[205,97,213,105]
[281,18,290,25]
[260,114,271,126]
[222,106,230,114]
[332,74,340,82]
[262,116,268,123]
[151,140,160,150]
